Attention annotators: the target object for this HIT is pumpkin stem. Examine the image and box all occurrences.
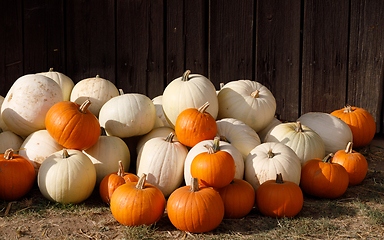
[164,132,175,142]
[219,82,225,90]
[182,70,191,81]
[136,173,147,190]
[343,105,353,113]
[251,90,260,98]
[118,89,124,95]
[204,145,215,154]
[117,161,125,177]
[213,136,221,152]
[3,148,14,160]
[62,149,70,158]
[96,75,100,78]
[190,178,199,192]
[345,142,354,154]
[79,100,92,113]
[198,102,210,113]
[267,149,275,158]
[295,121,304,132]
[49,68,54,72]
[322,153,334,163]
[275,173,284,184]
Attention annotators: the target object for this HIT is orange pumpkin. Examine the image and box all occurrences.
[110,173,165,226]
[331,105,376,147]
[175,102,217,147]
[0,149,35,201]
[256,173,303,218]
[300,153,349,199]
[332,142,368,186]
[190,137,236,188]
[167,178,224,233]
[217,178,255,218]
[99,161,139,204]
[45,100,100,150]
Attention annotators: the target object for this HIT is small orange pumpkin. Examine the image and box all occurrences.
[256,173,303,218]
[332,142,368,186]
[175,102,217,147]
[0,149,35,201]
[45,100,100,150]
[331,105,376,147]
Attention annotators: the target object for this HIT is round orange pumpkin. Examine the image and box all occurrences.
[256,173,303,218]
[0,149,35,201]
[110,173,166,226]
[300,153,349,199]
[332,142,368,186]
[45,100,100,150]
[167,178,224,233]
[175,102,217,147]
[331,105,376,147]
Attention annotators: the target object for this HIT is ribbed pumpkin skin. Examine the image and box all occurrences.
[217,178,255,218]
[300,155,349,199]
[256,175,303,218]
[45,101,100,150]
[166,180,224,233]
[0,150,35,201]
[110,179,166,226]
[331,106,376,147]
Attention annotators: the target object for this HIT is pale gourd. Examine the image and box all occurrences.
[70,75,119,117]
[152,95,171,128]
[84,135,131,185]
[184,139,244,186]
[257,117,282,142]
[38,149,96,204]
[99,93,157,138]
[217,80,276,132]
[136,133,188,197]
[244,142,301,191]
[37,68,74,101]
[162,70,219,128]
[1,74,63,137]
[0,130,24,154]
[298,112,353,154]
[265,121,325,165]
[136,127,177,154]
[216,118,261,160]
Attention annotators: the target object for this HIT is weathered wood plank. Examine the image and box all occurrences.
[348,0,384,133]
[256,0,301,122]
[209,0,254,89]
[66,0,115,83]
[116,0,164,98]
[301,0,350,114]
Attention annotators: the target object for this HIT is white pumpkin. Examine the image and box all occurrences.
[38,149,96,204]
[70,75,119,117]
[257,117,282,142]
[0,95,9,132]
[265,121,325,165]
[136,133,188,197]
[184,139,244,186]
[19,130,63,175]
[37,68,74,101]
[162,70,219,128]
[298,112,354,154]
[244,142,301,191]
[152,95,171,128]
[217,80,276,132]
[136,126,177,153]
[83,135,131,184]
[99,93,157,138]
[216,118,261,160]
[1,74,63,137]
[0,130,24,154]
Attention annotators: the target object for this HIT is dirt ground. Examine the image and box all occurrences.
[0,136,383,239]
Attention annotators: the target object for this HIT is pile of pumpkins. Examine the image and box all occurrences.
[0,68,375,233]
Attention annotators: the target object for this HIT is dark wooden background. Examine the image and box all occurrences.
[1,0,383,133]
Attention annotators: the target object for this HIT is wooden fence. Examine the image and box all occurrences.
[1,0,384,132]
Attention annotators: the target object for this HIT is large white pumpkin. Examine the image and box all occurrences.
[99,93,157,138]
[1,74,63,137]
[19,130,63,175]
[257,117,282,143]
[136,126,177,153]
[265,121,325,165]
[244,142,301,191]
[216,118,261,160]
[0,95,9,132]
[162,70,219,128]
[152,95,171,128]
[298,112,353,154]
[217,80,276,132]
[84,135,131,184]
[136,133,188,197]
[70,75,119,117]
[37,68,74,101]
[184,139,244,186]
[38,149,96,204]
[0,130,24,154]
